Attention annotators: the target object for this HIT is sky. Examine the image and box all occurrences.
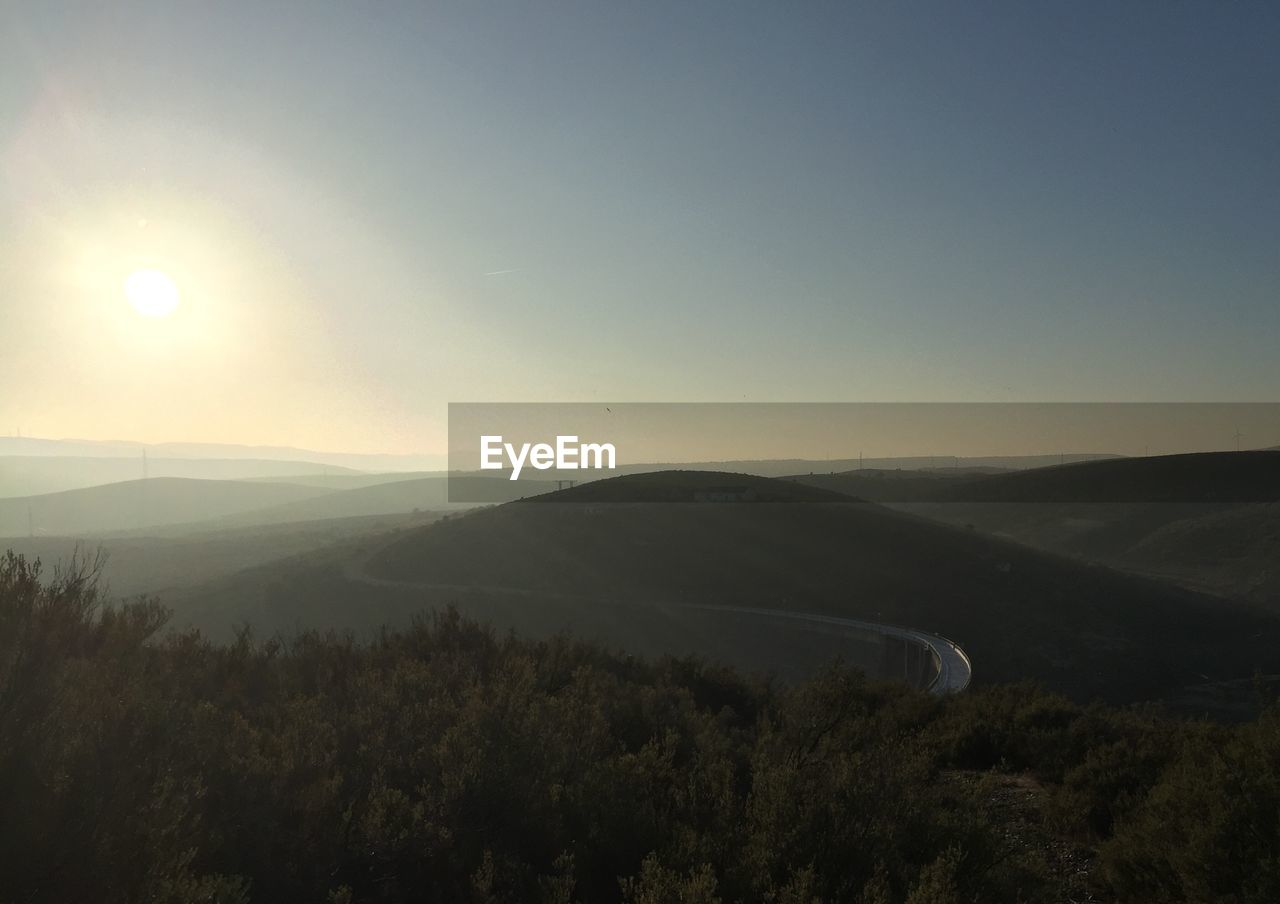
[2,1,1278,455]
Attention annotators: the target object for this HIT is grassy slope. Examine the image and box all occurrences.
[0,455,359,498]
[1,510,442,599]
[210,475,557,527]
[844,453,1280,606]
[1122,503,1280,600]
[936,450,1280,504]
[237,472,438,491]
[0,477,338,537]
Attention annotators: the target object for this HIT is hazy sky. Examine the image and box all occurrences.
[3,2,1278,454]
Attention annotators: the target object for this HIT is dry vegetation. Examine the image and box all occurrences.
[4,551,1280,902]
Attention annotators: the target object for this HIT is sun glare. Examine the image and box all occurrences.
[124,268,180,317]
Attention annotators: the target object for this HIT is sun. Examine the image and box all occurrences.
[124,268,180,317]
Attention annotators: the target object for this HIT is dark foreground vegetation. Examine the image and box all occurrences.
[3,552,1279,903]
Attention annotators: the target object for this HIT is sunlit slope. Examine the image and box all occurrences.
[878,452,1280,605]
[0,478,336,537]
[213,475,557,527]
[1098,503,1280,604]
[1,509,439,598]
[238,472,438,491]
[0,455,362,498]
[935,451,1280,504]
[365,472,1280,701]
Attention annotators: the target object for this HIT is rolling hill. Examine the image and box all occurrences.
[934,450,1280,504]
[599,454,1114,479]
[519,469,855,503]
[210,475,556,527]
[0,478,337,537]
[238,472,439,491]
[859,452,1280,606]
[0,455,363,498]
[782,468,992,503]
[790,451,1280,505]
[0,470,554,543]
[0,436,445,472]
[169,471,1280,705]
[1121,503,1280,600]
[1,510,441,599]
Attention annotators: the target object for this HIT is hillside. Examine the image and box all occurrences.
[524,470,856,503]
[790,451,1280,505]
[0,436,444,473]
[0,509,442,598]
[872,453,1280,606]
[935,450,1280,504]
[0,455,362,498]
[0,478,337,537]
[353,472,1280,703]
[238,471,438,491]
[212,474,556,527]
[1105,503,1280,602]
[785,468,991,503]
[0,473,553,540]
[600,454,1113,479]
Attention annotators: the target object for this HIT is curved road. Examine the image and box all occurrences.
[344,548,972,695]
[686,605,972,694]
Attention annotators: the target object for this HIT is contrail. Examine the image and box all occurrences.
[483,268,519,277]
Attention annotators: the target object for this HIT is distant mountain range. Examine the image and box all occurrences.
[0,436,1123,500]
[0,437,444,497]
[0,478,332,537]
[0,437,446,472]
[0,473,556,538]
[0,455,367,498]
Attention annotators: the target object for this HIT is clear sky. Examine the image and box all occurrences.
[2,1,1277,454]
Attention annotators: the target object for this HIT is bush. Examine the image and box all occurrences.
[3,549,1277,903]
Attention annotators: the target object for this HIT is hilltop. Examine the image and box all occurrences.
[522,470,855,504]
[789,451,1280,505]
[782,468,989,503]
[0,455,362,498]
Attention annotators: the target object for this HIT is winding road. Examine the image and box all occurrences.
[344,548,972,695]
[686,605,972,694]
